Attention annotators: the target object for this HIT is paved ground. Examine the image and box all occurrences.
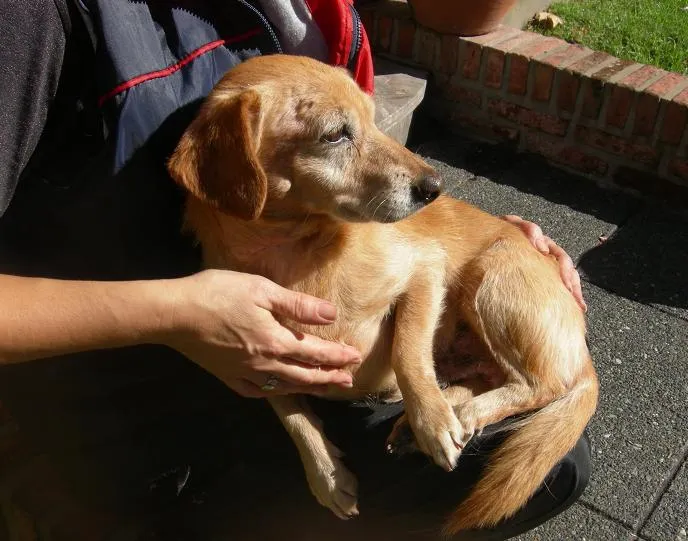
[414,136,688,541]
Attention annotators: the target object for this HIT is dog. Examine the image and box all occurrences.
[167,54,599,534]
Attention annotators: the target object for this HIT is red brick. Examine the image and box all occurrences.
[661,101,688,145]
[524,133,608,175]
[532,63,554,102]
[591,59,637,82]
[396,20,416,59]
[491,32,538,54]
[614,166,688,204]
[540,44,591,69]
[669,159,688,182]
[378,16,393,52]
[633,94,660,137]
[508,55,529,95]
[674,88,688,107]
[415,29,439,68]
[488,99,568,136]
[568,51,613,76]
[557,71,580,113]
[462,25,521,46]
[484,50,506,89]
[444,84,482,108]
[581,78,605,120]
[450,112,520,143]
[647,72,687,98]
[459,41,482,80]
[575,126,658,165]
[620,64,663,90]
[512,35,564,58]
[606,86,634,129]
[440,34,461,74]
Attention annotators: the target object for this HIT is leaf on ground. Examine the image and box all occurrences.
[532,11,564,30]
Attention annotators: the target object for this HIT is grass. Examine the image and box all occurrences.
[527,0,688,74]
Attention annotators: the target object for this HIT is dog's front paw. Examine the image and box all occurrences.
[305,452,359,520]
[391,400,470,472]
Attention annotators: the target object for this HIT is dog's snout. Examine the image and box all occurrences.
[411,174,443,205]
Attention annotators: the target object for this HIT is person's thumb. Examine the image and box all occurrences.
[258,281,338,325]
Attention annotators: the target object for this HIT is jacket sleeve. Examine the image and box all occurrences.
[0,0,67,217]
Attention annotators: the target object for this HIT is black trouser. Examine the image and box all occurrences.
[0,350,590,541]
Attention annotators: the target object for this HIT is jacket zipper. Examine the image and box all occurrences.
[347,3,362,71]
[236,0,283,54]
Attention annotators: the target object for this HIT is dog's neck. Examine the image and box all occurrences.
[201,206,351,283]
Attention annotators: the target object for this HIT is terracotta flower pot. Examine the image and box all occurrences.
[408,0,517,36]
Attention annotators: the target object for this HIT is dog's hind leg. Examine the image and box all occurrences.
[442,238,597,532]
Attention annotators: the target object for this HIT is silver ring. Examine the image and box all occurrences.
[260,375,280,392]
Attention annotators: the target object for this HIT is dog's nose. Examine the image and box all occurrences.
[411,174,444,204]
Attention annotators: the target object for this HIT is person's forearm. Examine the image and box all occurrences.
[0,274,174,364]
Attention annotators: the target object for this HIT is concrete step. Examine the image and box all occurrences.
[373,57,428,145]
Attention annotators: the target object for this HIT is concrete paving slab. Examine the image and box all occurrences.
[516,503,636,541]
[578,206,688,321]
[416,138,641,261]
[641,460,688,541]
[504,0,553,28]
[579,281,688,529]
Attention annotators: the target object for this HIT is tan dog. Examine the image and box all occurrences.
[167,54,598,534]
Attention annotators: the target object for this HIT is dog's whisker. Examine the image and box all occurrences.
[372,195,389,219]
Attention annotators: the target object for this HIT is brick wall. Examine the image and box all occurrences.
[359,1,688,202]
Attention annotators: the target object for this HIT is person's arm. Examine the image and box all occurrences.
[0,270,361,396]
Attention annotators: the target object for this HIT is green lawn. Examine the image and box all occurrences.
[528,0,688,74]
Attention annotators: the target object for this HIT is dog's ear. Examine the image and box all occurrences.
[167,90,267,220]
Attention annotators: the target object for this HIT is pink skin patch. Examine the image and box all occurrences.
[435,324,505,390]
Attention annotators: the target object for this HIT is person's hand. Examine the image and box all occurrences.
[163,269,362,398]
[501,215,587,312]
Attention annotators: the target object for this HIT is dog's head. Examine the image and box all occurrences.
[168,55,441,223]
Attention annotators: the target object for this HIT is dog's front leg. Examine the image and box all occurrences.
[391,272,466,472]
[268,395,359,520]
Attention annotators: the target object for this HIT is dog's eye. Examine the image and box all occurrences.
[322,125,352,144]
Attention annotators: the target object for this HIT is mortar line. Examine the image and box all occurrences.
[634,439,688,534]
[578,499,636,530]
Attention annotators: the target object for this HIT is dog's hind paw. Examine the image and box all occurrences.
[388,401,470,472]
[386,414,419,456]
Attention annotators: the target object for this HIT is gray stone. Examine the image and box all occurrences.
[579,281,688,528]
[416,138,641,261]
[516,503,635,541]
[642,461,688,541]
[373,58,428,146]
[578,206,688,321]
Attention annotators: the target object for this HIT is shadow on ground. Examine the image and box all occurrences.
[413,132,688,316]
[578,207,688,317]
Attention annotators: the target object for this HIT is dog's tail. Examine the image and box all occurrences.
[443,366,598,535]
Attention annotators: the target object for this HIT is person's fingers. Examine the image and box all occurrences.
[547,239,575,289]
[243,365,338,398]
[545,239,587,312]
[273,327,361,368]
[255,278,339,325]
[262,358,354,388]
[225,378,267,398]
[502,215,549,254]
[569,267,587,312]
